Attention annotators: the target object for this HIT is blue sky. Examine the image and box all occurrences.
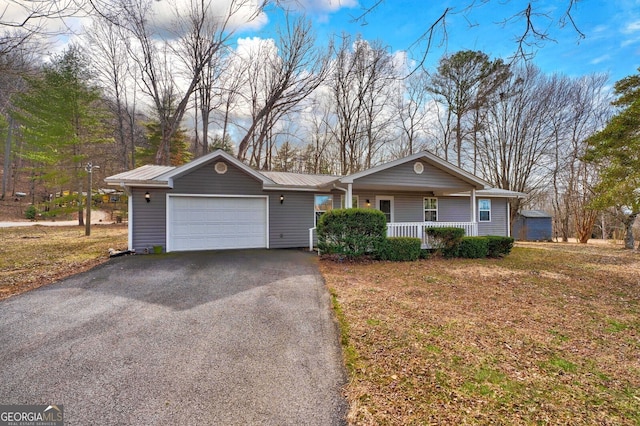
[249,0,640,84]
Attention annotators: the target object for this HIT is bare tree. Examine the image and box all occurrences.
[549,73,611,242]
[354,1,584,68]
[330,35,396,174]
[85,17,137,170]
[0,0,79,59]
[235,15,329,163]
[392,69,431,157]
[476,64,559,222]
[115,0,265,165]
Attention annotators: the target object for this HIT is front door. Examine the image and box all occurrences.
[376,196,394,223]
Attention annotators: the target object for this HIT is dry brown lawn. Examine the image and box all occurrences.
[0,225,128,300]
[321,242,640,425]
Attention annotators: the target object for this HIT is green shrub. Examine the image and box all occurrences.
[377,237,422,261]
[25,205,37,220]
[317,208,387,258]
[419,249,432,259]
[458,236,489,258]
[485,235,515,257]
[425,226,465,258]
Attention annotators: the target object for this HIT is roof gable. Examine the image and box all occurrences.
[157,150,274,186]
[340,151,490,190]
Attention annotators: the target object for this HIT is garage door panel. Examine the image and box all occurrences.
[168,196,267,251]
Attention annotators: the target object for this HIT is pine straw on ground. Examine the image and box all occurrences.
[320,242,640,425]
[0,225,128,301]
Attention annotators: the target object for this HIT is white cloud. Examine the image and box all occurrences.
[590,54,611,65]
[622,19,640,34]
[278,0,359,14]
[149,0,268,37]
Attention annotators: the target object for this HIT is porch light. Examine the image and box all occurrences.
[280,194,284,204]
[145,191,151,203]
[366,199,370,207]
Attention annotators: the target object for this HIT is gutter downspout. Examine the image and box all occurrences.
[333,184,348,207]
[471,188,477,236]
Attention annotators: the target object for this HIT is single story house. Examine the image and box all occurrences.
[105,150,526,253]
[512,210,553,241]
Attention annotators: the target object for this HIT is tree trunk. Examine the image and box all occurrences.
[623,213,637,250]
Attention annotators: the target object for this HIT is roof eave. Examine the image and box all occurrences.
[105,179,172,189]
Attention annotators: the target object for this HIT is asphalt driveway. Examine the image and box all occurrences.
[0,249,347,425]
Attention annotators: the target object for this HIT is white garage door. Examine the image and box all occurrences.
[168,196,268,252]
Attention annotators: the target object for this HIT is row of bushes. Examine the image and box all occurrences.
[317,209,514,261]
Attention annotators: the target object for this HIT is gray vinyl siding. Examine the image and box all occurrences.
[350,193,474,223]
[131,187,168,253]
[355,161,473,190]
[394,194,422,222]
[128,156,512,251]
[478,198,508,236]
[171,160,264,195]
[439,197,472,222]
[269,191,315,248]
[170,160,317,249]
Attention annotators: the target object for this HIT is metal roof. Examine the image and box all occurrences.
[519,210,552,218]
[449,188,527,198]
[260,171,341,188]
[105,165,175,183]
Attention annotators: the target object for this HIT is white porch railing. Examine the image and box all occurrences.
[309,221,478,251]
[387,221,478,249]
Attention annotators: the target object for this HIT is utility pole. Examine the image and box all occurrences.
[2,117,12,200]
[85,162,99,236]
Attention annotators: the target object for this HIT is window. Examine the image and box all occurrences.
[315,194,333,225]
[340,195,359,209]
[424,197,438,222]
[479,199,491,222]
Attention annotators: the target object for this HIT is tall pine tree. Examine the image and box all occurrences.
[585,68,640,249]
[12,45,111,225]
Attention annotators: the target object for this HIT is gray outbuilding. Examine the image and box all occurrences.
[513,210,553,241]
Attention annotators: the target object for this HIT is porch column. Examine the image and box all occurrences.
[346,183,353,208]
[507,201,511,237]
[470,188,477,236]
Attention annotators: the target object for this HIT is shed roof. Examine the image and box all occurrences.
[519,210,552,218]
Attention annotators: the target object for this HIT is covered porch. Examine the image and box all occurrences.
[308,221,477,251]
[387,221,477,248]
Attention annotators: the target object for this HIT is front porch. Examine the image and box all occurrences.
[309,221,478,251]
[387,221,478,248]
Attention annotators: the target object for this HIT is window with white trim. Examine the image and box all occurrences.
[340,195,359,209]
[315,194,333,225]
[424,197,438,222]
[479,199,491,222]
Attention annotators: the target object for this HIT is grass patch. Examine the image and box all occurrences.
[605,319,628,333]
[320,241,640,424]
[328,287,359,374]
[0,225,128,300]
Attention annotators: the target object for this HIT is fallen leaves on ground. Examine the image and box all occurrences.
[321,242,640,425]
[0,225,128,300]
